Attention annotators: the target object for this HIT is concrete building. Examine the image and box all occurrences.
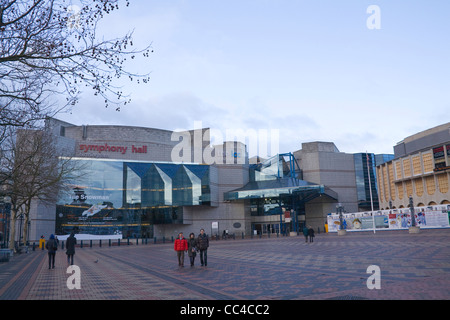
[15,118,396,242]
[291,142,393,228]
[376,122,450,209]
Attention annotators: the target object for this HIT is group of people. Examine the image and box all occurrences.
[45,226,314,270]
[302,226,315,243]
[174,228,209,267]
[44,231,77,269]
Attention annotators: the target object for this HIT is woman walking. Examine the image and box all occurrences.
[187,233,198,267]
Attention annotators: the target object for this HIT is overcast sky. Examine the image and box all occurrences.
[57,0,450,157]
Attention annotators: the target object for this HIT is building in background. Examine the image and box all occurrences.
[290,142,393,229]
[376,122,450,209]
[17,118,401,242]
[28,118,250,241]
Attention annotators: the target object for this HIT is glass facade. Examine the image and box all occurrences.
[55,158,211,238]
[226,154,338,234]
[353,153,385,211]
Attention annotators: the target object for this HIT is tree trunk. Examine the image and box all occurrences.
[8,210,17,251]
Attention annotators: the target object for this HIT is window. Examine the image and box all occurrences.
[403,158,411,177]
[425,176,436,195]
[414,178,424,197]
[422,153,434,173]
[412,155,422,175]
[436,173,449,193]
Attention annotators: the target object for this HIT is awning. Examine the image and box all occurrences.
[224,178,338,201]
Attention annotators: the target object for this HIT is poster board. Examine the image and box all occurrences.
[327,205,450,232]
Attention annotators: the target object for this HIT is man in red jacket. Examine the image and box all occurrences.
[174,232,188,267]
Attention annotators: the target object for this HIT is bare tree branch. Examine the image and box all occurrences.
[1,0,152,127]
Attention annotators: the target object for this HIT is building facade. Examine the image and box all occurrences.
[376,122,450,209]
[18,118,405,242]
[26,118,251,241]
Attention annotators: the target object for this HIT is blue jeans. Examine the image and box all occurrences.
[199,249,207,266]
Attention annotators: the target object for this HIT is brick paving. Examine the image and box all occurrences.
[1,228,449,302]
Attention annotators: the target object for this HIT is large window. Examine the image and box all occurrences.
[56,159,211,238]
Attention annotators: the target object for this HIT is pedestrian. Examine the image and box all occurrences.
[45,234,58,269]
[308,226,315,243]
[187,233,198,267]
[197,228,209,267]
[174,232,188,267]
[66,231,77,265]
[302,225,309,243]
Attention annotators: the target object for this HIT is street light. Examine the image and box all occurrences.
[408,196,420,233]
[336,203,346,236]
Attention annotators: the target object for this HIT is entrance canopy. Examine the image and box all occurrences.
[224,177,338,202]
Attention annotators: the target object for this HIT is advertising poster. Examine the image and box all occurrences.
[327,205,450,232]
[327,215,341,232]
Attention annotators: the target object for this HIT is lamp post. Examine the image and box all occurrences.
[0,197,11,249]
[408,196,420,233]
[337,203,346,236]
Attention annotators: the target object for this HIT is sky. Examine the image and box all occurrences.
[57,0,450,158]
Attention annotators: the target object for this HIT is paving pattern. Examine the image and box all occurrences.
[1,229,449,302]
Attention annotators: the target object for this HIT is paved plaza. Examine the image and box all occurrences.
[1,229,449,303]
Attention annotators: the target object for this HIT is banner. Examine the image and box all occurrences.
[327,205,450,232]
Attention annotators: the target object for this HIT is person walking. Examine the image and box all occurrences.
[308,226,315,243]
[197,228,209,267]
[66,231,77,265]
[45,234,58,269]
[174,232,188,267]
[302,225,309,243]
[187,233,198,267]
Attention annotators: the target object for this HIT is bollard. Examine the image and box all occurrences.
[109,239,111,247]
[80,240,83,248]
[163,236,165,244]
[90,240,92,248]
[154,237,157,244]
[118,239,121,246]
[99,240,102,247]
[61,241,64,250]
[136,237,139,245]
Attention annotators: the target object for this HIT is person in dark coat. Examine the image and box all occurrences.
[187,233,198,267]
[65,231,77,265]
[302,226,309,243]
[308,226,315,243]
[45,234,58,269]
[197,228,209,267]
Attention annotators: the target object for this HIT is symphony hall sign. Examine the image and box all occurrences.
[78,143,147,155]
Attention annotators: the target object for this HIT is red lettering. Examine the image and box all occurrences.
[132,145,147,153]
[78,143,128,154]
